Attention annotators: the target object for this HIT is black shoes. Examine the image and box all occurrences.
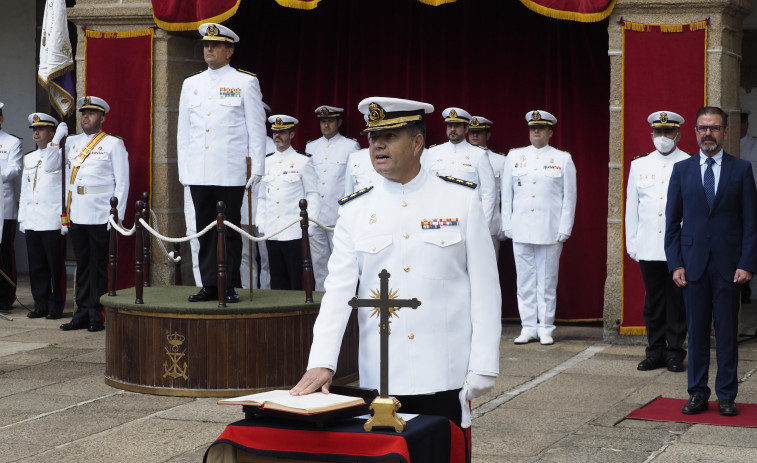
[637,357,666,371]
[718,399,738,416]
[27,311,47,319]
[681,394,709,414]
[666,359,685,372]
[46,313,63,320]
[60,320,88,331]
[88,323,105,332]
[188,287,218,302]
[225,288,239,303]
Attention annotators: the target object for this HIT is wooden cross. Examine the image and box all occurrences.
[348,269,421,398]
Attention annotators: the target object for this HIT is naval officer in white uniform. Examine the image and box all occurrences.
[256,115,319,290]
[177,22,267,303]
[292,97,501,432]
[626,111,689,372]
[0,102,21,311]
[502,110,576,346]
[425,107,496,227]
[45,96,129,332]
[19,113,67,320]
[305,105,360,291]
[343,147,382,196]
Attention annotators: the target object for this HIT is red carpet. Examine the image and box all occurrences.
[627,397,757,427]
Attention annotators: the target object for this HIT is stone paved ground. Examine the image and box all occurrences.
[1,274,756,462]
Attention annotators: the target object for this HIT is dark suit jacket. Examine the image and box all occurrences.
[665,152,757,282]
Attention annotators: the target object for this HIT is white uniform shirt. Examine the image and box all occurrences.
[0,130,22,220]
[343,148,382,196]
[44,131,129,225]
[241,136,275,225]
[177,64,267,185]
[19,145,63,231]
[306,133,360,225]
[625,148,690,261]
[307,168,501,395]
[425,140,496,225]
[486,149,506,236]
[740,135,757,184]
[501,144,577,245]
[256,146,319,241]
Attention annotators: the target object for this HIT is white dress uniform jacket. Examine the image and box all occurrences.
[19,145,63,231]
[256,146,319,241]
[0,130,22,220]
[306,133,360,225]
[625,148,690,261]
[487,149,506,236]
[343,148,382,196]
[241,136,276,225]
[307,168,501,395]
[177,64,267,185]
[740,135,757,184]
[44,131,129,224]
[501,144,577,244]
[425,140,496,225]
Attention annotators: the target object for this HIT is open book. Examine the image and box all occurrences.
[218,390,366,415]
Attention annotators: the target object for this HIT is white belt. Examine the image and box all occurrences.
[75,185,113,195]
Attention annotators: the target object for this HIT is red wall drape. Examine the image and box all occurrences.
[212,0,610,321]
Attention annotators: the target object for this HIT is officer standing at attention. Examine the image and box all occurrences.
[502,110,577,346]
[425,107,496,228]
[0,102,22,312]
[256,115,319,290]
[343,147,381,196]
[625,111,689,372]
[468,115,506,257]
[177,23,267,303]
[45,96,129,332]
[19,113,67,320]
[305,106,360,291]
[292,97,501,441]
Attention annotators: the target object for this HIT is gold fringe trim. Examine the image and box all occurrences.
[416,0,457,5]
[519,0,617,23]
[85,28,155,39]
[621,19,709,33]
[275,0,321,10]
[618,326,647,336]
[152,0,241,31]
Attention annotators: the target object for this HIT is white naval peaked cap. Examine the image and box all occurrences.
[647,111,684,128]
[0,102,4,110]
[263,102,271,113]
[198,23,239,43]
[315,105,344,118]
[442,107,471,123]
[469,116,493,129]
[28,112,57,128]
[77,96,110,114]
[268,114,298,131]
[357,97,434,133]
[525,110,556,126]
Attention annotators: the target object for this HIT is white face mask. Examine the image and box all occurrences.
[653,136,676,154]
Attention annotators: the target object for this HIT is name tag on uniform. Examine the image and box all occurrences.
[220,87,241,98]
[421,218,459,229]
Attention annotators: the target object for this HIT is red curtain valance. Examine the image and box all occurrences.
[151,0,614,31]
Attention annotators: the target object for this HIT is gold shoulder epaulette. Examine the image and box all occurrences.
[297,150,312,157]
[440,175,477,189]
[350,137,358,142]
[509,146,527,152]
[186,69,203,78]
[496,151,506,157]
[472,144,486,151]
[305,139,316,145]
[108,133,122,140]
[238,69,257,76]
[429,144,438,148]
[22,150,36,168]
[632,153,650,161]
[338,186,373,205]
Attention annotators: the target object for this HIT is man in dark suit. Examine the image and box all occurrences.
[665,106,757,417]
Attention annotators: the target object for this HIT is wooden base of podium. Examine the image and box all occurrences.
[102,287,358,397]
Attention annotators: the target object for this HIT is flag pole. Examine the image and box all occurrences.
[247,157,254,301]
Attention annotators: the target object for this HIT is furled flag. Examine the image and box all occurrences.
[39,0,75,117]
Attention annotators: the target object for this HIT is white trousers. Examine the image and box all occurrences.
[513,241,563,338]
[240,226,270,289]
[183,186,202,287]
[309,226,333,291]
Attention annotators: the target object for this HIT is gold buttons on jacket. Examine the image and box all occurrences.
[403,233,409,239]
[403,265,410,272]
[401,201,407,207]
[408,333,415,340]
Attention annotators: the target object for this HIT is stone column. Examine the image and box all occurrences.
[604,0,752,343]
[68,1,204,285]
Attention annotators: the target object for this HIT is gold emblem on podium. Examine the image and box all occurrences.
[163,332,188,380]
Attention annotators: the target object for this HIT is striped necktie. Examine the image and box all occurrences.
[704,157,715,209]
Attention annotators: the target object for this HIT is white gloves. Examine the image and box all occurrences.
[628,252,637,262]
[497,231,508,241]
[458,372,496,428]
[246,174,262,190]
[52,122,68,145]
[503,229,513,239]
[61,225,69,236]
[557,233,570,243]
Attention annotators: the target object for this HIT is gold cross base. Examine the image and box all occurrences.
[364,396,406,432]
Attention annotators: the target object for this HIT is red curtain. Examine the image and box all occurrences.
[211,0,608,321]
[619,20,707,334]
[519,0,616,22]
[84,28,154,290]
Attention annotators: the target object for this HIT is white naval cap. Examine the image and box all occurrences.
[263,102,271,113]
[28,112,58,128]
[442,107,471,123]
[0,102,4,111]
[647,111,684,128]
[525,110,556,126]
[77,95,110,114]
[198,23,239,43]
[469,116,493,130]
[315,105,344,118]
[268,114,298,131]
[357,97,434,133]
